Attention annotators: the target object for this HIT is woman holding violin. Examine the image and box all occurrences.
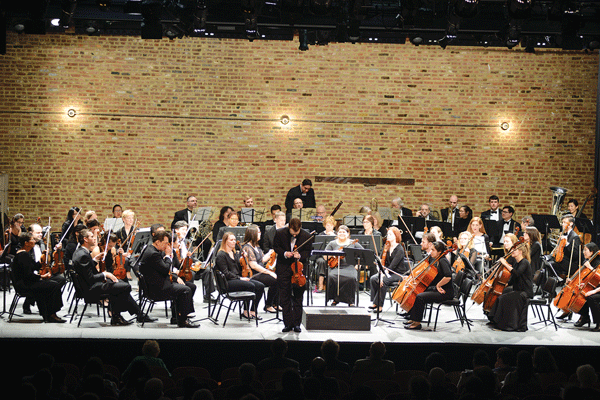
[452,231,478,277]
[241,225,279,313]
[215,231,265,320]
[6,213,24,257]
[314,216,337,292]
[369,227,407,313]
[405,241,454,330]
[566,242,600,331]
[325,225,363,307]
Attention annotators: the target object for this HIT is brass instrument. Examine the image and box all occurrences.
[549,186,569,247]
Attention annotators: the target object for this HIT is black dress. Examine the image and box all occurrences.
[369,244,407,308]
[325,240,363,305]
[408,256,454,323]
[215,250,264,312]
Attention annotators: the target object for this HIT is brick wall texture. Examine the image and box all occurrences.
[0,32,598,229]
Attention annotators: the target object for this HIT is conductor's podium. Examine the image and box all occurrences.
[302,306,371,331]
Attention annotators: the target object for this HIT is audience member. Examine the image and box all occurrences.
[352,341,395,380]
[256,339,299,373]
[320,339,350,373]
[225,363,265,400]
[500,350,542,399]
[122,340,170,384]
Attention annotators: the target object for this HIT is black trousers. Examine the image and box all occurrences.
[409,286,453,323]
[581,293,600,324]
[91,281,140,317]
[370,273,403,308]
[277,273,305,328]
[227,278,265,311]
[27,279,63,318]
[251,273,278,307]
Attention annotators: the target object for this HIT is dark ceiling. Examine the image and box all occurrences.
[3,0,600,51]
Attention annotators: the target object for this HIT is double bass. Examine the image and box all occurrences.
[392,242,457,312]
[471,234,525,312]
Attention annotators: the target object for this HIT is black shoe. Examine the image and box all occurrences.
[178,319,200,328]
[282,326,293,332]
[403,320,413,326]
[405,323,422,330]
[368,305,377,310]
[575,317,590,328]
[111,316,132,326]
[23,307,32,315]
[170,317,178,325]
[398,311,410,318]
[591,324,600,332]
[557,311,572,320]
[264,306,277,313]
[46,314,66,323]
[293,325,302,333]
[137,314,157,323]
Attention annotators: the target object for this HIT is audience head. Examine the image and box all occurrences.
[576,364,598,388]
[369,341,386,360]
[533,346,558,373]
[270,338,288,357]
[320,339,340,361]
[142,340,161,358]
[238,363,256,385]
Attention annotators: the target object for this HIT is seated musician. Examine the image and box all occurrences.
[404,241,454,330]
[83,210,98,226]
[138,229,198,328]
[552,215,582,281]
[212,206,234,242]
[74,229,151,325]
[314,216,337,292]
[369,227,407,313]
[567,242,600,331]
[487,239,533,330]
[262,211,287,254]
[455,206,473,239]
[359,215,380,236]
[117,210,136,253]
[60,207,83,265]
[12,232,65,323]
[286,198,304,222]
[170,221,198,298]
[324,225,363,307]
[215,231,265,319]
[523,227,543,273]
[6,213,24,258]
[100,233,119,275]
[567,199,588,219]
[452,231,478,278]
[241,225,279,313]
[467,217,492,274]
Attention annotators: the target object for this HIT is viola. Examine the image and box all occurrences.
[52,241,65,275]
[552,237,567,263]
[393,242,457,312]
[113,239,127,280]
[553,251,600,313]
[125,220,141,256]
[471,236,525,312]
[327,239,358,269]
[179,255,194,282]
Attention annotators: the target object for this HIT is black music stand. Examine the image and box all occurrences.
[352,234,381,277]
[575,217,594,243]
[240,208,256,225]
[307,241,327,306]
[532,214,561,251]
[401,216,425,245]
[426,221,453,240]
[194,241,219,325]
[311,250,345,306]
[0,242,11,318]
[217,226,247,243]
[344,247,376,308]
[130,229,152,256]
[343,215,363,229]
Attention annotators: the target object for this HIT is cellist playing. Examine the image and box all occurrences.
[568,242,600,331]
[405,241,454,330]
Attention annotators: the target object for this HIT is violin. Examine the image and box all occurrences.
[238,241,253,278]
[289,231,316,288]
[177,232,211,281]
[265,250,277,271]
[552,236,567,263]
[471,234,525,312]
[39,217,53,276]
[452,236,473,274]
[125,220,141,256]
[327,239,358,269]
[113,239,127,280]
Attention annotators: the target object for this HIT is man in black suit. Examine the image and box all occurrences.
[138,230,198,328]
[73,229,150,325]
[171,195,198,230]
[261,211,287,254]
[285,179,316,214]
[273,217,313,332]
[481,195,502,245]
[497,206,521,245]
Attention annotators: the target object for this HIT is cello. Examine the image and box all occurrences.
[393,242,457,312]
[471,234,525,312]
[553,250,600,313]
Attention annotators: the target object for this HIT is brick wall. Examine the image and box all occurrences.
[0,32,597,230]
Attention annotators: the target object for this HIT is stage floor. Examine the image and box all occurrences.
[1,279,599,348]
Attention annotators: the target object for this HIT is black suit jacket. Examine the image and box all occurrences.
[285,186,316,213]
[497,219,522,239]
[481,209,502,242]
[440,207,460,225]
[261,224,277,254]
[171,208,191,230]
[73,246,105,293]
[273,227,313,278]
[139,244,174,296]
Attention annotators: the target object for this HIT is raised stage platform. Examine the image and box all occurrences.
[2,279,600,385]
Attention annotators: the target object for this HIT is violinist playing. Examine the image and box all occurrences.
[486,240,532,331]
[215,231,265,320]
[6,213,24,258]
[324,225,363,307]
[241,225,279,313]
[568,242,600,331]
[359,215,381,276]
[116,210,137,280]
[405,241,454,330]
[170,221,198,296]
[369,227,407,313]
[467,217,492,275]
[452,231,478,278]
[12,232,65,322]
[273,217,313,333]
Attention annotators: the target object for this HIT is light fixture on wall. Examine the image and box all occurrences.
[500,122,509,130]
[280,115,290,125]
[67,109,77,117]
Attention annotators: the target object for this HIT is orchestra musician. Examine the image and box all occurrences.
[523,226,543,273]
[404,241,454,330]
[359,215,381,276]
[415,204,438,221]
[112,204,123,219]
[83,210,98,227]
[138,229,198,328]
[117,210,136,253]
[324,225,363,307]
[314,216,337,292]
[391,197,413,217]
[440,195,459,235]
[481,195,502,245]
[285,179,316,214]
[273,217,313,333]
[571,242,600,331]
[455,206,473,238]
[552,215,582,278]
[262,211,287,254]
[241,225,279,313]
[567,199,588,219]
[315,205,327,223]
[498,206,521,245]
[369,227,407,313]
[73,228,151,326]
[486,239,532,331]
[212,206,234,242]
[12,232,65,322]
[171,195,198,230]
[6,213,24,257]
[467,217,492,274]
[215,231,265,320]
[452,231,478,277]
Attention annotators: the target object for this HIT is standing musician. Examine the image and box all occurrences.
[12,232,65,322]
[241,225,279,313]
[73,228,151,325]
[171,195,198,230]
[369,227,407,313]
[215,231,265,320]
[486,240,532,331]
[440,195,459,236]
[523,226,543,273]
[324,225,363,307]
[481,195,502,245]
[273,217,313,333]
[404,241,454,330]
[570,242,600,331]
[285,179,316,214]
[455,206,473,239]
[138,229,198,328]
[314,215,337,292]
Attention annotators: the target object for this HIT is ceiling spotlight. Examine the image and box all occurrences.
[299,29,309,51]
[280,115,290,125]
[67,109,77,118]
[501,122,509,130]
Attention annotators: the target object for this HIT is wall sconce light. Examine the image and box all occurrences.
[67,109,77,117]
[280,115,290,125]
[500,122,509,130]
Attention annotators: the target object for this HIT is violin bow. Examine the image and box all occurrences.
[57,208,81,246]
[398,214,418,245]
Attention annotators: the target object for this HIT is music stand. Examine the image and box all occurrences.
[194,207,214,222]
[103,217,124,233]
[575,217,594,242]
[240,208,256,224]
[193,241,219,325]
[352,234,381,276]
[532,214,561,251]
[343,215,363,228]
[400,216,425,245]
[426,221,453,240]
[130,228,152,256]
[292,208,316,222]
[217,226,247,243]
[343,247,376,308]
[311,250,345,306]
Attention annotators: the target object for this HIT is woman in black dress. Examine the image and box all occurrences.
[369,227,407,313]
[524,226,543,273]
[405,241,454,330]
[215,231,265,319]
[569,242,600,331]
[325,225,363,306]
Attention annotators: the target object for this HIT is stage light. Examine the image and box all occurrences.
[501,122,509,130]
[67,109,77,117]
[280,115,290,125]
